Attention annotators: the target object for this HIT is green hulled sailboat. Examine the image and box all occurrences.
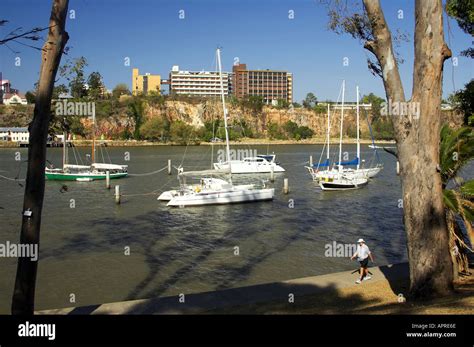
[46,107,128,181]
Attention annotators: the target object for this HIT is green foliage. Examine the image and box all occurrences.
[25,91,36,104]
[460,179,474,199]
[295,125,314,139]
[292,102,302,108]
[146,91,166,107]
[60,56,88,98]
[52,84,69,99]
[95,99,117,120]
[87,71,104,100]
[360,93,394,139]
[112,83,131,98]
[361,93,385,119]
[119,127,133,140]
[282,120,314,140]
[313,104,327,113]
[446,0,474,58]
[127,99,145,140]
[283,120,299,136]
[228,95,240,107]
[200,118,252,141]
[267,122,287,140]
[241,95,264,114]
[448,79,474,125]
[140,116,170,141]
[302,92,317,109]
[275,98,290,109]
[439,124,474,185]
[439,123,474,253]
[371,117,394,140]
[69,119,85,136]
[201,120,220,142]
[170,120,197,145]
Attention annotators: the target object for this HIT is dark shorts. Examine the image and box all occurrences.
[359,257,369,268]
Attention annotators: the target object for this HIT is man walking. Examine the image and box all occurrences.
[351,238,374,284]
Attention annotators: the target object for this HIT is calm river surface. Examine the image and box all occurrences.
[0,144,407,312]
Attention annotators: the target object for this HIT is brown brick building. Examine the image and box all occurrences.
[232,63,293,104]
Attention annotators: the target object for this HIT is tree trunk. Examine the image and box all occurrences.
[363,0,453,299]
[11,0,69,315]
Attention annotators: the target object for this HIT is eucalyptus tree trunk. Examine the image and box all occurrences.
[11,0,69,315]
[363,0,453,298]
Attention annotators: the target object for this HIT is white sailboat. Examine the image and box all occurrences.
[159,48,275,207]
[318,81,368,191]
[305,103,334,181]
[46,106,128,181]
[353,85,383,178]
[306,83,382,182]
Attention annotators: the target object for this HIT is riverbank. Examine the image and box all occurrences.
[36,262,473,315]
[0,138,396,148]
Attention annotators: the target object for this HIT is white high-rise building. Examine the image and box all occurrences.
[169,65,232,97]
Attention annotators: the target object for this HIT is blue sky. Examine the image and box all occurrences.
[1,0,472,102]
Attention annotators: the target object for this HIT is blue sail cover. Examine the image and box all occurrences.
[312,158,330,168]
[336,157,359,166]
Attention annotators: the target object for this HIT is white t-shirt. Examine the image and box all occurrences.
[356,244,371,261]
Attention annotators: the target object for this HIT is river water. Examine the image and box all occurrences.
[0,144,407,312]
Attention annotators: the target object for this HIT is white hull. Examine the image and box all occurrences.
[167,187,275,207]
[158,190,180,201]
[160,50,276,208]
[307,165,382,181]
[319,176,368,191]
[214,160,285,174]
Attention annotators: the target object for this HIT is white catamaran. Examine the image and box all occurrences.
[158,48,275,207]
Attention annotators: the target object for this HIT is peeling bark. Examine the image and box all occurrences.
[363,0,453,298]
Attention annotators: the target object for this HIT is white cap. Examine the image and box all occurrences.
[357,238,365,243]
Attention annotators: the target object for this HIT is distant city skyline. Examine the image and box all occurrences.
[1,0,472,102]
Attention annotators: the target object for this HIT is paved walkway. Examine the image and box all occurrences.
[37,262,409,314]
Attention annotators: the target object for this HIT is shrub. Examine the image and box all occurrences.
[140,116,169,141]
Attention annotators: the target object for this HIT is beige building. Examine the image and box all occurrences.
[132,68,161,95]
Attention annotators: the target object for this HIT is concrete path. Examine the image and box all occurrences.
[37,262,409,315]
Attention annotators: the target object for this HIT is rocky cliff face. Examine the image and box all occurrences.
[143,100,464,138]
[0,100,464,139]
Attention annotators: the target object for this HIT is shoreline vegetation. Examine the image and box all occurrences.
[0,137,396,148]
[0,94,463,150]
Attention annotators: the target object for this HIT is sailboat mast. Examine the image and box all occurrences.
[338,80,345,172]
[216,48,231,167]
[326,103,330,160]
[91,103,96,164]
[356,85,360,170]
[62,131,67,168]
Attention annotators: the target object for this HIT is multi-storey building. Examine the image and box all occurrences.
[169,65,231,97]
[232,63,293,104]
[132,68,161,95]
